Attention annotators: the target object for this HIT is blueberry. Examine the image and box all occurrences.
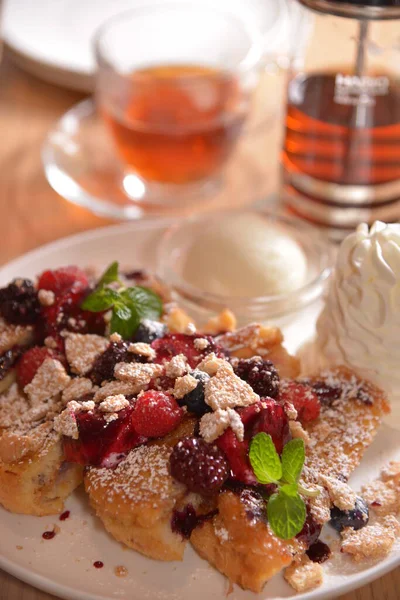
[133,319,166,344]
[179,369,210,416]
[330,496,369,532]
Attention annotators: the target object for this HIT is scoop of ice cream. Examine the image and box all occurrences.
[181,213,308,298]
[315,221,400,426]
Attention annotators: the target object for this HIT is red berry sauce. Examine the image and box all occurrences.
[42,529,56,540]
[307,540,331,563]
[171,505,218,539]
[59,510,70,521]
[93,561,104,569]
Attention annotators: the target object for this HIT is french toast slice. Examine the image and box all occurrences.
[191,367,389,593]
[85,417,197,561]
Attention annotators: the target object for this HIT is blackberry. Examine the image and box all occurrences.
[170,437,229,497]
[89,341,129,385]
[133,319,166,344]
[0,347,22,381]
[0,279,40,325]
[330,496,369,533]
[178,369,211,416]
[234,357,280,398]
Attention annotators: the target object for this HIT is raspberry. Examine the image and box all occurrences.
[216,429,256,485]
[89,341,130,385]
[152,334,225,369]
[16,346,59,388]
[37,266,89,296]
[0,347,22,382]
[132,390,184,437]
[133,319,166,344]
[234,357,280,398]
[63,405,147,467]
[170,437,229,496]
[249,398,291,454]
[178,369,211,416]
[0,279,40,325]
[279,381,321,423]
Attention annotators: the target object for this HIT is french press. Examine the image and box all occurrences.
[282,0,400,240]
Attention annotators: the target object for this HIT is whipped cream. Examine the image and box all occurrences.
[315,221,400,426]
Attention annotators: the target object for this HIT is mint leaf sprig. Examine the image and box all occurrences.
[249,433,319,540]
[81,261,162,339]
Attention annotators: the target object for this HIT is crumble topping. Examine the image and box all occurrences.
[53,405,78,439]
[128,342,156,361]
[204,362,259,411]
[104,412,119,423]
[320,475,357,511]
[289,420,310,445]
[24,358,70,406]
[99,394,129,413]
[193,338,210,351]
[200,407,244,443]
[197,353,227,376]
[341,516,400,561]
[62,377,95,403]
[38,289,55,307]
[284,555,323,593]
[114,362,163,387]
[44,336,58,349]
[0,383,29,429]
[185,322,196,335]
[165,354,189,378]
[0,318,33,354]
[172,374,198,400]
[94,380,143,402]
[64,333,109,375]
[69,399,95,412]
[109,332,122,343]
[381,461,400,484]
[362,479,400,516]
[284,402,298,420]
[163,305,193,334]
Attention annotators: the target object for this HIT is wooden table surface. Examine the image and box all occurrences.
[0,49,399,600]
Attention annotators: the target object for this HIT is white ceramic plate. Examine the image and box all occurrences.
[2,0,295,92]
[0,221,399,600]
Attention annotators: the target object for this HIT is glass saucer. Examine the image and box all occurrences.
[42,96,280,220]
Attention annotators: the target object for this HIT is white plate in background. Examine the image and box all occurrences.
[2,0,298,92]
[0,220,399,600]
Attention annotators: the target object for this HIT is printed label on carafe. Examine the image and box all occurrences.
[334,73,389,106]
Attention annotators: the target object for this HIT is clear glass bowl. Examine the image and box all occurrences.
[157,209,334,325]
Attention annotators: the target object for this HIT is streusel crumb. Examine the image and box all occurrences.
[128,342,156,361]
[193,338,210,351]
[289,420,310,445]
[165,354,189,378]
[65,333,109,375]
[204,362,259,411]
[24,358,70,405]
[284,556,323,592]
[53,405,78,439]
[114,362,163,387]
[341,516,400,561]
[381,461,400,485]
[62,377,95,403]
[321,475,357,511]
[197,353,227,376]
[99,394,129,413]
[172,374,198,400]
[38,289,55,307]
[362,479,400,516]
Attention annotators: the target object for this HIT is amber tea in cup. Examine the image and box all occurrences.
[94,3,263,204]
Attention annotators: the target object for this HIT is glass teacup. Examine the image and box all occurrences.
[94,2,264,206]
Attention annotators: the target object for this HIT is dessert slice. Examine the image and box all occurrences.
[190,367,389,593]
[85,417,198,561]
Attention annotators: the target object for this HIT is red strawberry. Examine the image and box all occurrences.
[249,398,291,454]
[132,390,184,437]
[16,346,59,388]
[279,381,321,423]
[151,334,225,369]
[216,429,257,485]
[37,266,89,296]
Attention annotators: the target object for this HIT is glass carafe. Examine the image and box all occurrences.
[282,0,400,240]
